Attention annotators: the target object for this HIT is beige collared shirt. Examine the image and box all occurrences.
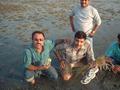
[61,40,95,63]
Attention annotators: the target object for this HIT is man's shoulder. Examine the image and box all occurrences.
[44,40,55,50]
[55,39,72,50]
[72,4,80,10]
[85,39,91,45]
[45,40,54,44]
[112,41,118,44]
[83,40,91,48]
[88,5,98,12]
[110,41,118,47]
[24,44,33,52]
[45,39,52,43]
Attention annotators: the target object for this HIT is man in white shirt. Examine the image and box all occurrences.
[70,0,101,59]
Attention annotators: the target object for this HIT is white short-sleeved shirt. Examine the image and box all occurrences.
[70,5,101,35]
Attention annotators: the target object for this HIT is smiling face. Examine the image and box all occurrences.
[80,0,89,8]
[74,38,85,49]
[74,31,86,49]
[32,33,45,49]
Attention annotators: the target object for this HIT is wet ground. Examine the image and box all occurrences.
[0,0,120,90]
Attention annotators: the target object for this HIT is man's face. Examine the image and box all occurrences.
[32,33,45,49]
[74,38,85,49]
[80,0,89,8]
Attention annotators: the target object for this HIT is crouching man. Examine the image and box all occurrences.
[55,31,99,84]
[23,31,58,85]
[105,34,120,73]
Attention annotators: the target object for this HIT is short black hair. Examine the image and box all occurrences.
[32,31,45,40]
[74,31,86,39]
[117,33,120,40]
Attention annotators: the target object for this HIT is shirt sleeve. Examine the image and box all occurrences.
[69,5,76,16]
[23,49,32,68]
[92,8,101,26]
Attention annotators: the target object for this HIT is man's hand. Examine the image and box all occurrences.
[89,61,97,68]
[105,57,113,64]
[89,31,96,37]
[43,64,51,70]
[60,60,66,69]
[70,63,75,68]
[89,24,100,37]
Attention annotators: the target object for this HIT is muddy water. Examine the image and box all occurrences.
[0,0,120,89]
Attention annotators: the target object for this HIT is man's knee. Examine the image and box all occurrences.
[52,72,58,80]
[24,70,35,82]
[62,73,72,81]
[47,66,58,80]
